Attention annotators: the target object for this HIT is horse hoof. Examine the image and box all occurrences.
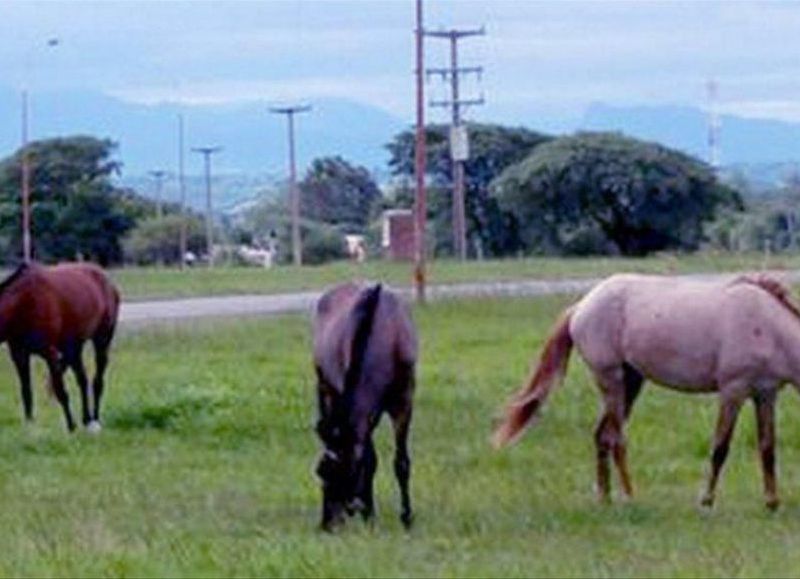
[400,512,414,529]
[698,494,715,510]
[86,421,102,434]
[766,497,781,512]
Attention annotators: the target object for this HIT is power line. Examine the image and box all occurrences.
[425,26,485,261]
[270,104,311,267]
[191,146,222,268]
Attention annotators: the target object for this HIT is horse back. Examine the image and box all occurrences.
[313,282,416,394]
[22,263,119,341]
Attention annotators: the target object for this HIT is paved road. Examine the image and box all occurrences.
[119,269,800,326]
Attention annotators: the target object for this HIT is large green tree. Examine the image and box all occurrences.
[492,132,742,256]
[299,156,381,230]
[386,123,552,256]
[0,136,152,265]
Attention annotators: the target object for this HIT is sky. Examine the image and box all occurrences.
[2,1,800,129]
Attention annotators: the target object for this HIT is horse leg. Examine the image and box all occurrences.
[700,390,745,508]
[45,350,76,432]
[9,344,33,422]
[358,439,378,522]
[390,402,413,528]
[67,345,93,428]
[593,366,630,502]
[753,389,779,511]
[90,332,113,425]
[622,363,644,419]
[615,364,644,498]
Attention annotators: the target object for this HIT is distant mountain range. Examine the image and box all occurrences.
[581,103,800,167]
[3,87,800,211]
[0,87,407,177]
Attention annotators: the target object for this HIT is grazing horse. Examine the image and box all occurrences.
[0,262,119,432]
[493,273,800,510]
[312,282,417,530]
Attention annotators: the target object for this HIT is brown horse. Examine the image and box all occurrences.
[312,282,417,530]
[494,273,800,510]
[0,262,119,432]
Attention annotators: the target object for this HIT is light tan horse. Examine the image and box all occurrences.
[493,273,800,510]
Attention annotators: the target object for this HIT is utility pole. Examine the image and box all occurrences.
[191,146,222,268]
[413,0,427,303]
[148,169,168,219]
[20,37,60,263]
[707,78,721,173]
[270,104,311,266]
[426,27,484,261]
[178,113,187,269]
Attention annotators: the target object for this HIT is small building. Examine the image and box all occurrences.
[382,209,415,261]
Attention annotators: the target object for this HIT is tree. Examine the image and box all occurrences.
[492,132,743,256]
[299,156,381,230]
[124,214,206,265]
[0,136,153,265]
[386,123,552,257]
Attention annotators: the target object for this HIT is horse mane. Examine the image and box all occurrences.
[0,262,31,296]
[731,274,800,320]
[342,284,383,396]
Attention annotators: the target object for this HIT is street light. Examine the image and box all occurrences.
[191,146,222,268]
[148,169,168,219]
[20,37,60,263]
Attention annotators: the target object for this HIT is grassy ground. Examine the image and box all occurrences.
[111,252,800,301]
[1,297,800,575]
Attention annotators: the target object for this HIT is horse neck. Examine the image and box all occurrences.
[0,289,21,343]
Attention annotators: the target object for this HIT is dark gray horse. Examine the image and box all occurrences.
[312,282,418,530]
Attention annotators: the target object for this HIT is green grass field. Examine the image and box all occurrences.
[112,252,800,301]
[3,297,800,576]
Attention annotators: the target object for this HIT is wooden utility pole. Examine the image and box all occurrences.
[191,146,222,268]
[413,0,427,303]
[270,105,311,267]
[426,27,484,261]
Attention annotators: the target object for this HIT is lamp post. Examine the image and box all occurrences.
[20,37,60,263]
[191,146,222,268]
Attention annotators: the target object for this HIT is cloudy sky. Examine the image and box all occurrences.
[2,1,800,128]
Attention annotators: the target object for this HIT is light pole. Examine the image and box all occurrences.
[270,105,311,267]
[148,169,168,219]
[191,146,222,268]
[21,37,60,263]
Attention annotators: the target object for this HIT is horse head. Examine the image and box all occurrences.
[315,417,362,529]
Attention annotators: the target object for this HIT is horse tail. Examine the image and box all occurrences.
[492,306,575,448]
[342,283,383,397]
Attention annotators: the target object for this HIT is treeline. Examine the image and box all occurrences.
[244,124,741,261]
[0,124,762,267]
[0,137,207,266]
